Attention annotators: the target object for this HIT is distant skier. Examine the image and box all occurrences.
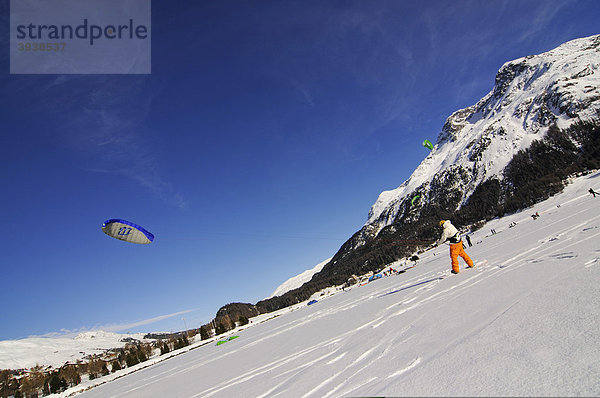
[437,220,474,274]
[465,234,472,247]
[590,188,598,198]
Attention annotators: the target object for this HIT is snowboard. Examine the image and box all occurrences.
[449,259,488,275]
[471,259,488,268]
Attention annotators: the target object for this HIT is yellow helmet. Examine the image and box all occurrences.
[439,220,446,226]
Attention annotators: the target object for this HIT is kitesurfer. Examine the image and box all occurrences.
[436,220,474,274]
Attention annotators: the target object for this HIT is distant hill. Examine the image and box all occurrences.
[0,331,148,370]
[267,258,331,299]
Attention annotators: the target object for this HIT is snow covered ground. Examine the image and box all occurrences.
[64,171,600,397]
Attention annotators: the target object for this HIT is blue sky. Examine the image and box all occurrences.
[1,0,598,340]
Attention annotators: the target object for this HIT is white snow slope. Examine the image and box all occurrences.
[70,171,600,398]
[267,258,331,299]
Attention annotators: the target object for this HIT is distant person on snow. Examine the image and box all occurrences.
[590,188,598,198]
[437,220,474,274]
[465,234,472,247]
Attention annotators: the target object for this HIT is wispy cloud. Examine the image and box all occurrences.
[101,308,199,333]
[0,73,186,208]
[33,308,200,338]
[290,79,315,106]
[56,78,188,209]
[517,0,575,44]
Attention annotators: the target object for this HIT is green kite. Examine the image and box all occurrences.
[422,139,434,150]
[411,195,421,206]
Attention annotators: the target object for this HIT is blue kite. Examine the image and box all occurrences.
[102,219,154,244]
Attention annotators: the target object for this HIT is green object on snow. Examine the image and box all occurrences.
[422,139,434,150]
[216,335,239,346]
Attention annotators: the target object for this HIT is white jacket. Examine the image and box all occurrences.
[437,220,461,245]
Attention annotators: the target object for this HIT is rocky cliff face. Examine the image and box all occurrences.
[364,34,600,240]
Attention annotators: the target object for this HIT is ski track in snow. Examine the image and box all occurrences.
[71,174,600,398]
[584,258,598,268]
[386,357,421,378]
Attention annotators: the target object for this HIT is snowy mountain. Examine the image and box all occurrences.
[68,170,599,397]
[303,33,600,289]
[218,34,600,324]
[267,258,331,299]
[366,34,600,236]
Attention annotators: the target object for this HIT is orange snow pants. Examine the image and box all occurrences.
[450,242,473,272]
